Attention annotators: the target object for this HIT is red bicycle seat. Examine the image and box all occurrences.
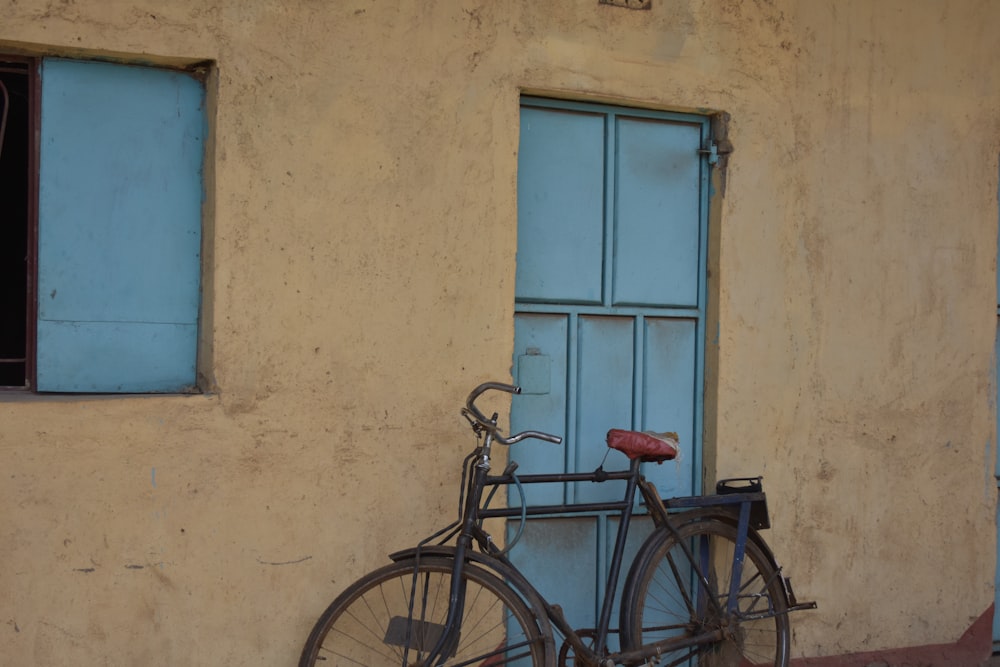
[606,429,679,463]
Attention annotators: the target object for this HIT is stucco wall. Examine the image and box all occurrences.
[2,1,999,664]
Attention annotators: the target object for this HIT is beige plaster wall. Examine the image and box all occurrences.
[1,1,999,664]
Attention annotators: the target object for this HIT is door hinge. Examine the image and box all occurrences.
[697,141,732,166]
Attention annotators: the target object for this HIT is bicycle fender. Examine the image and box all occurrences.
[656,506,783,572]
[622,509,789,615]
[388,545,558,660]
[682,506,783,574]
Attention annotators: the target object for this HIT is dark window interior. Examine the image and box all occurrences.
[0,62,30,388]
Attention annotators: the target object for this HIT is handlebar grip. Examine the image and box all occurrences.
[498,430,563,446]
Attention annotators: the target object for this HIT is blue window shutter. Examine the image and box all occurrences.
[36,59,204,392]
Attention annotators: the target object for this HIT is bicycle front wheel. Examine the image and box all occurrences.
[620,517,790,667]
[299,555,546,666]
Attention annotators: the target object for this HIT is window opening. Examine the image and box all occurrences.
[0,61,30,388]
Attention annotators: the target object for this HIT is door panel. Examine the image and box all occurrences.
[606,515,656,650]
[511,313,569,506]
[641,317,697,498]
[515,107,606,304]
[507,518,599,635]
[613,117,703,307]
[576,316,635,503]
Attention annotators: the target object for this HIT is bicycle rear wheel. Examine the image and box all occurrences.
[620,517,790,667]
[299,555,545,666]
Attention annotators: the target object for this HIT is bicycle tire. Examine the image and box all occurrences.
[619,517,790,667]
[299,555,546,666]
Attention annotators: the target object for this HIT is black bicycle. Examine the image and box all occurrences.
[299,382,815,666]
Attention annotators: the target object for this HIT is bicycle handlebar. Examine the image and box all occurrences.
[464,382,563,446]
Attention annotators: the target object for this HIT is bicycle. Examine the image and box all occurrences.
[299,381,816,666]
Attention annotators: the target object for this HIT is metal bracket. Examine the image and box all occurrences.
[697,141,733,166]
[697,142,719,165]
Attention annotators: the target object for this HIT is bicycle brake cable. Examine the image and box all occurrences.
[480,465,527,556]
[505,471,528,554]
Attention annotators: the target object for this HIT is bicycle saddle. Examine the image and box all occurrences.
[607,429,679,463]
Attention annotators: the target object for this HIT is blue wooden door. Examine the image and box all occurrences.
[509,98,711,646]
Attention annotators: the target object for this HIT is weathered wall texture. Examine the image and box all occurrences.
[2,1,999,664]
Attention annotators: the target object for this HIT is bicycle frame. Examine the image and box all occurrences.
[407,419,786,667]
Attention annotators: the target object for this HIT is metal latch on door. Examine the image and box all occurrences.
[517,348,551,395]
